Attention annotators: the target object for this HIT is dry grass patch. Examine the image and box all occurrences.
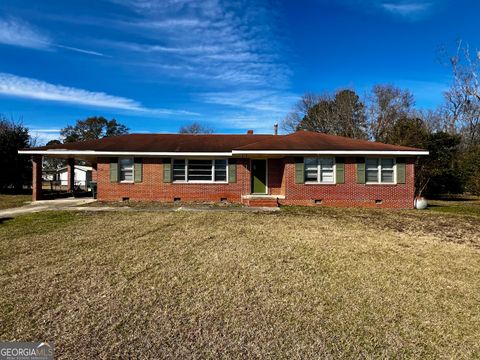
[0,209,479,359]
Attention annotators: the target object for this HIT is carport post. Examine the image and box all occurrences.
[32,155,43,201]
[67,158,75,195]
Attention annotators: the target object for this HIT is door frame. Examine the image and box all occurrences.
[250,158,268,194]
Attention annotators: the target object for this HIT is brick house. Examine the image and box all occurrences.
[20,131,428,208]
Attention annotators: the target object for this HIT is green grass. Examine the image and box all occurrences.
[427,196,480,217]
[0,208,479,359]
[0,194,31,210]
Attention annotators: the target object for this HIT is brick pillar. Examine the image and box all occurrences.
[32,155,43,201]
[67,158,75,194]
[91,163,98,182]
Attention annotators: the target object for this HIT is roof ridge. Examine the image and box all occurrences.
[232,134,290,150]
[128,133,275,136]
[296,130,423,151]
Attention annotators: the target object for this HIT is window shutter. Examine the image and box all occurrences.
[396,157,406,184]
[163,158,172,183]
[110,158,118,183]
[295,157,304,184]
[356,157,365,184]
[134,158,143,183]
[228,159,237,183]
[336,157,345,184]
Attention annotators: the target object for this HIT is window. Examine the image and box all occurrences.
[214,159,227,181]
[366,158,395,184]
[119,157,134,182]
[304,157,335,183]
[172,159,228,183]
[188,160,213,181]
[173,159,186,181]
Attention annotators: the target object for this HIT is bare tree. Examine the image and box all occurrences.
[413,108,445,133]
[281,92,320,133]
[367,84,414,142]
[179,122,214,134]
[445,40,480,145]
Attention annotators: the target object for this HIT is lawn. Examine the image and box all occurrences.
[0,207,479,359]
[427,196,480,217]
[0,194,31,210]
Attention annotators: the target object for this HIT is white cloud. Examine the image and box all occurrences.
[53,44,106,57]
[197,90,298,132]
[0,17,106,56]
[381,2,432,17]
[29,129,61,144]
[105,0,290,87]
[0,17,50,49]
[0,72,198,116]
[199,90,297,113]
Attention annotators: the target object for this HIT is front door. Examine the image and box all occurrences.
[251,159,267,194]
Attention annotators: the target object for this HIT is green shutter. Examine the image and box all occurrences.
[228,159,237,183]
[163,158,172,183]
[396,158,406,184]
[110,158,118,183]
[356,157,365,184]
[336,157,345,184]
[134,158,143,183]
[295,157,304,184]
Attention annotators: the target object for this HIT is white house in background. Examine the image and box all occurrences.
[58,165,93,188]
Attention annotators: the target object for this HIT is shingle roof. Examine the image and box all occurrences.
[32,134,275,152]
[24,131,426,153]
[235,131,424,151]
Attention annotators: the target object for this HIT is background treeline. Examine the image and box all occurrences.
[282,43,480,197]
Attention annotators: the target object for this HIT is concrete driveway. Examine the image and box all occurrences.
[0,198,279,219]
[0,198,98,218]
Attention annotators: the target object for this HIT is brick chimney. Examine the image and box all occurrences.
[247,130,254,134]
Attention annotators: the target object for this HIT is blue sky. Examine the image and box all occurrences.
[0,0,477,143]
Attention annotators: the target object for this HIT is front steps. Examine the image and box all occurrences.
[242,195,284,208]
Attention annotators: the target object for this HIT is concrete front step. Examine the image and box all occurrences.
[246,199,279,207]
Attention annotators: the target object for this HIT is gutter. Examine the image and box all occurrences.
[18,149,429,156]
[18,150,234,157]
[231,150,429,156]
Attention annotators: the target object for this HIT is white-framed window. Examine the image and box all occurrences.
[119,157,134,182]
[172,159,228,183]
[304,157,335,183]
[366,158,395,184]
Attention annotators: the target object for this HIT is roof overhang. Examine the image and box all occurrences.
[18,150,234,157]
[18,149,429,156]
[232,150,430,156]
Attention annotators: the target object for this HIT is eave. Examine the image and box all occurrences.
[18,149,429,156]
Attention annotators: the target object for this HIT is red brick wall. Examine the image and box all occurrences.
[267,158,285,196]
[32,155,42,201]
[279,157,415,208]
[95,156,416,208]
[97,158,250,202]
